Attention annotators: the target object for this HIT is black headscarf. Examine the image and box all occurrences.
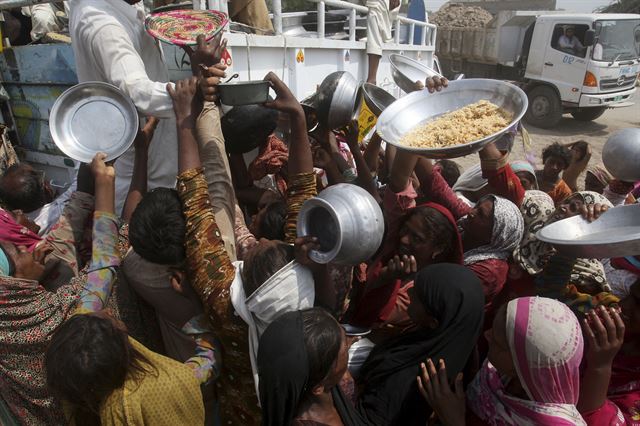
[258,310,366,426]
[356,263,485,426]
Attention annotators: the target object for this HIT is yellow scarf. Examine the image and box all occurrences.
[100,337,204,425]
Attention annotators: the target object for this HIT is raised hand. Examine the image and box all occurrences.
[382,255,417,282]
[415,76,449,93]
[417,359,466,426]
[134,117,159,152]
[167,77,200,122]
[263,72,303,116]
[583,306,625,368]
[199,63,227,102]
[182,34,227,77]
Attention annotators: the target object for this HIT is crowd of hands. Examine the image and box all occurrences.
[79,34,628,424]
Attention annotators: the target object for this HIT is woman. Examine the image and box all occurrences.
[258,308,362,426]
[350,141,524,327]
[46,312,205,424]
[0,154,119,425]
[579,281,640,425]
[357,263,485,426]
[420,296,586,425]
[585,164,636,206]
[510,160,538,191]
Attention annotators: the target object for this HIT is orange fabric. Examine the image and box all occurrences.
[247,134,289,195]
[546,179,573,205]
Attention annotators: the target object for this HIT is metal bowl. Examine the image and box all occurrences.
[376,79,528,159]
[297,183,384,265]
[301,92,320,133]
[602,128,640,182]
[361,83,396,116]
[218,80,271,106]
[317,71,360,130]
[390,53,442,94]
[49,81,138,163]
[536,204,640,258]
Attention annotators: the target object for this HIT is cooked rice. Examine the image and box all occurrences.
[400,100,512,149]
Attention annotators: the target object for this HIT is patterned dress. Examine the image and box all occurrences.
[177,167,316,425]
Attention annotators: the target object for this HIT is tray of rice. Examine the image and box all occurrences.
[145,10,227,46]
[376,79,528,159]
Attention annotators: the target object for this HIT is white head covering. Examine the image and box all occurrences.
[463,195,525,265]
[452,163,488,193]
[230,260,315,399]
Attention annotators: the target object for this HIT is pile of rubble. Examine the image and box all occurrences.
[429,3,493,28]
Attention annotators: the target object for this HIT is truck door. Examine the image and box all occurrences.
[541,23,590,104]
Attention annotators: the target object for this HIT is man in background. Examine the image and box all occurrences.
[366,0,400,84]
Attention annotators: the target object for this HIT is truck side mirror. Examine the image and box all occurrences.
[584,29,596,47]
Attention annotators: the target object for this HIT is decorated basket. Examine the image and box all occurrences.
[145,9,228,46]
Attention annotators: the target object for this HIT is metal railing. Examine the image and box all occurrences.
[1,0,436,48]
[306,0,436,47]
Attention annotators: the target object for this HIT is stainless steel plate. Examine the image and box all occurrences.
[49,82,138,163]
[376,79,528,159]
[536,204,640,258]
[389,53,442,94]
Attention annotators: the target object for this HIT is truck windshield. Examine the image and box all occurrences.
[593,19,640,62]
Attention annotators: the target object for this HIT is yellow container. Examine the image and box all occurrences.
[357,99,377,143]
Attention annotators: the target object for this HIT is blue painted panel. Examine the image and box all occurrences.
[1,44,77,153]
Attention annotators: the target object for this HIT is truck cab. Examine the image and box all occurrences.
[524,14,639,127]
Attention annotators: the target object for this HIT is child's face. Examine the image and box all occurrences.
[542,155,566,181]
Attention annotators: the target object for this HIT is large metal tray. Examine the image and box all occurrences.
[376,79,527,159]
[49,82,138,163]
[536,204,640,258]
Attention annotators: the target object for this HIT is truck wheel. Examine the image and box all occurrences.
[524,86,562,129]
[571,107,606,122]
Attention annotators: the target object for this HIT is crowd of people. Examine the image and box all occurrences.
[1,3,640,425]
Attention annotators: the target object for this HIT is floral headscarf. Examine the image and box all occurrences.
[564,191,613,209]
[513,190,555,275]
[463,195,525,265]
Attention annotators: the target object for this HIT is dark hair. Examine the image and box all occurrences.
[409,206,457,262]
[242,241,294,296]
[222,105,279,154]
[0,164,45,213]
[542,142,572,169]
[129,188,186,265]
[45,314,154,423]
[258,200,287,240]
[301,308,342,391]
[436,160,462,188]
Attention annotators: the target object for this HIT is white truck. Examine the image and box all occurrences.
[436,12,640,128]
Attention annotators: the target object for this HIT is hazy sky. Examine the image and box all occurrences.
[426,0,614,12]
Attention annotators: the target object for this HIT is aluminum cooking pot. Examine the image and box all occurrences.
[602,128,640,182]
[297,183,384,265]
[316,71,360,130]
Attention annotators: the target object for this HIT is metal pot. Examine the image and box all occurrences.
[297,183,384,265]
[361,83,396,116]
[602,128,640,182]
[218,81,271,106]
[301,92,320,133]
[389,53,442,94]
[317,71,360,130]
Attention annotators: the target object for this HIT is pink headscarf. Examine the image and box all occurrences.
[467,297,586,425]
[0,209,41,252]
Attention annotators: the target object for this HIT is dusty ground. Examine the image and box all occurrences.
[454,92,640,185]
